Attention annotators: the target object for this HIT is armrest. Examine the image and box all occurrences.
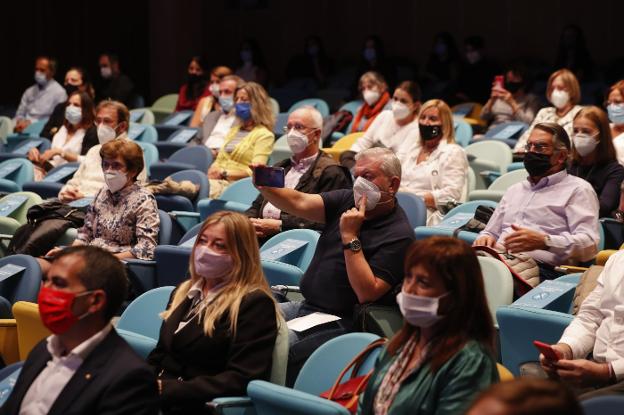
[596,250,618,266]
[467,190,506,202]
[0,319,19,365]
[206,397,255,415]
[170,211,201,232]
[555,265,589,274]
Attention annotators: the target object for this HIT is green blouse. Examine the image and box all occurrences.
[357,340,498,415]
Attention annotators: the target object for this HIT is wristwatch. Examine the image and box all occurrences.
[343,238,362,252]
[544,235,552,250]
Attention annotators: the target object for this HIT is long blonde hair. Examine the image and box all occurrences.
[161,211,277,337]
[419,99,456,144]
[237,81,275,131]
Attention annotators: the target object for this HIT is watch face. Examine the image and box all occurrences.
[350,239,362,252]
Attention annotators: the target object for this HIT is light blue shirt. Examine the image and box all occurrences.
[15,79,67,121]
[480,169,600,265]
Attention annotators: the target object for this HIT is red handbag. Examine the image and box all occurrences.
[320,338,387,414]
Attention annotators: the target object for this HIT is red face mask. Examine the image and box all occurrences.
[38,286,92,335]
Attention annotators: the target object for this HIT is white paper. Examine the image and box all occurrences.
[287,312,341,333]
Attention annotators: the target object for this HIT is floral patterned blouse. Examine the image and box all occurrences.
[76,182,160,260]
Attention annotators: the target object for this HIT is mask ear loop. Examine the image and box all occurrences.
[73,290,96,320]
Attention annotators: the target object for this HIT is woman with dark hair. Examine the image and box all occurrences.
[356,35,396,91]
[175,56,210,112]
[235,38,269,86]
[28,90,98,180]
[423,32,461,85]
[357,237,498,415]
[554,24,594,82]
[568,106,624,218]
[41,67,95,140]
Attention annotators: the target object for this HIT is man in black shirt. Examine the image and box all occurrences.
[255,147,415,384]
[96,53,135,107]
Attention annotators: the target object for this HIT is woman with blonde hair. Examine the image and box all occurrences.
[148,211,279,414]
[514,68,583,152]
[207,81,275,197]
[398,99,468,225]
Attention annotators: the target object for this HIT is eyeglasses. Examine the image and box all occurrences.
[283,123,313,133]
[101,160,126,171]
[524,143,552,154]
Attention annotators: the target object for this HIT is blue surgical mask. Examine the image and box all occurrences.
[219,95,234,113]
[34,71,47,86]
[240,50,253,63]
[608,103,624,125]
[65,106,82,126]
[235,102,252,122]
[363,47,376,62]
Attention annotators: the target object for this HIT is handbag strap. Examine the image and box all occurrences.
[326,338,387,400]
[473,245,533,292]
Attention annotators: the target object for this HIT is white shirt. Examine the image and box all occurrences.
[175,279,227,334]
[205,113,236,150]
[350,110,419,158]
[49,126,86,167]
[612,130,624,166]
[398,139,468,225]
[559,250,624,380]
[19,324,113,415]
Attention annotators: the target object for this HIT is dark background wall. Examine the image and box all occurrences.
[2,0,624,110]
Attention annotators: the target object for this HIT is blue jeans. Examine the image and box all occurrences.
[279,301,352,386]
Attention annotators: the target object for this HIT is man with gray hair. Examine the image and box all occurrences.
[474,122,600,279]
[246,106,352,241]
[255,146,415,384]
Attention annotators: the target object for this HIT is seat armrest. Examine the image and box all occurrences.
[0,319,18,365]
[206,397,255,415]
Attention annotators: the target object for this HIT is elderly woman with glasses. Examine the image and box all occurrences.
[245,106,352,242]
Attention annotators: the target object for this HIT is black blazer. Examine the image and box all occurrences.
[147,289,277,414]
[0,328,159,415]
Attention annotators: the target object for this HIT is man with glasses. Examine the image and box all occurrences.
[59,100,146,203]
[245,106,352,241]
[474,122,600,279]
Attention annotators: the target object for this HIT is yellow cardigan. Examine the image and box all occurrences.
[213,125,275,177]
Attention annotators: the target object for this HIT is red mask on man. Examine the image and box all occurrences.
[38,286,93,334]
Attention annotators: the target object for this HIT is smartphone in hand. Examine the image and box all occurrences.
[253,166,285,188]
[533,340,560,361]
[494,75,505,89]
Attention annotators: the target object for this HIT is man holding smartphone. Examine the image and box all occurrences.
[539,250,624,399]
[254,147,414,385]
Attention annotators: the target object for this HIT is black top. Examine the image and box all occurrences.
[568,161,624,218]
[40,102,98,155]
[96,73,135,107]
[1,329,159,415]
[300,189,415,317]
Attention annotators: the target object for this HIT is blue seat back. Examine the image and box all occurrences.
[600,218,624,250]
[137,142,159,173]
[294,332,381,394]
[582,396,624,415]
[179,222,202,245]
[444,200,498,219]
[261,259,304,286]
[23,119,48,136]
[260,229,320,272]
[0,255,42,316]
[129,123,158,143]
[169,146,212,172]
[158,210,172,245]
[288,99,330,118]
[117,286,174,339]
[0,159,34,188]
[154,245,191,287]
[220,177,259,204]
[453,116,473,147]
[484,121,529,140]
[273,113,289,136]
[396,192,427,229]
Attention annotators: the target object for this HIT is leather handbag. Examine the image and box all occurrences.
[320,338,387,414]
[474,245,540,297]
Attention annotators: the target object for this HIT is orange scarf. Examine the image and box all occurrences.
[350,91,391,133]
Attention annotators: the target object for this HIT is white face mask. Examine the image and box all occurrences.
[391,101,411,121]
[550,89,570,109]
[65,106,82,125]
[97,123,118,145]
[34,71,47,86]
[286,129,309,154]
[572,133,599,157]
[363,89,381,106]
[104,170,128,193]
[396,290,447,328]
[100,66,113,79]
[209,83,220,96]
[353,176,382,211]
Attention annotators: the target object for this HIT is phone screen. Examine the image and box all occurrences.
[253,166,285,188]
[533,340,559,361]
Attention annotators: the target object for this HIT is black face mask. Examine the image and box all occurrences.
[187,74,203,85]
[64,84,79,97]
[523,151,553,177]
[419,123,442,141]
[504,81,523,93]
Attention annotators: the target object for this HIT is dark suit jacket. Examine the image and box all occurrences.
[245,151,353,232]
[0,328,159,415]
[147,289,277,414]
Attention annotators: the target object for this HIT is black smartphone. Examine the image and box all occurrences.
[253,166,285,188]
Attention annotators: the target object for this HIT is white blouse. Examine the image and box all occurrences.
[350,110,419,159]
[50,125,86,167]
[612,130,624,166]
[513,105,583,152]
[399,139,468,225]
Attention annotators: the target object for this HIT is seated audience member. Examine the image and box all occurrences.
[59,100,147,202]
[357,237,498,415]
[190,66,234,128]
[28,91,98,180]
[399,99,468,225]
[606,80,624,165]
[147,212,279,414]
[467,378,583,415]
[207,82,274,198]
[356,35,397,91]
[286,35,333,87]
[255,147,415,384]
[480,63,541,131]
[350,71,391,133]
[514,69,583,153]
[568,106,624,218]
[41,66,96,139]
[246,107,352,242]
[474,122,599,279]
[555,24,595,82]
[174,56,209,112]
[1,246,159,415]
[341,81,422,169]
[96,53,135,106]
[456,35,500,104]
[421,32,461,95]
[14,56,67,133]
[196,75,244,156]
[540,250,624,399]
[41,139,159,274]
[235,38,269,86]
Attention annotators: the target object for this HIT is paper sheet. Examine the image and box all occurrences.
[287,312,341,333]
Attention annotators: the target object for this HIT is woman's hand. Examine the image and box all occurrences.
[207,167,222,180]
[40,148,61,162]
[27,148,40,163]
